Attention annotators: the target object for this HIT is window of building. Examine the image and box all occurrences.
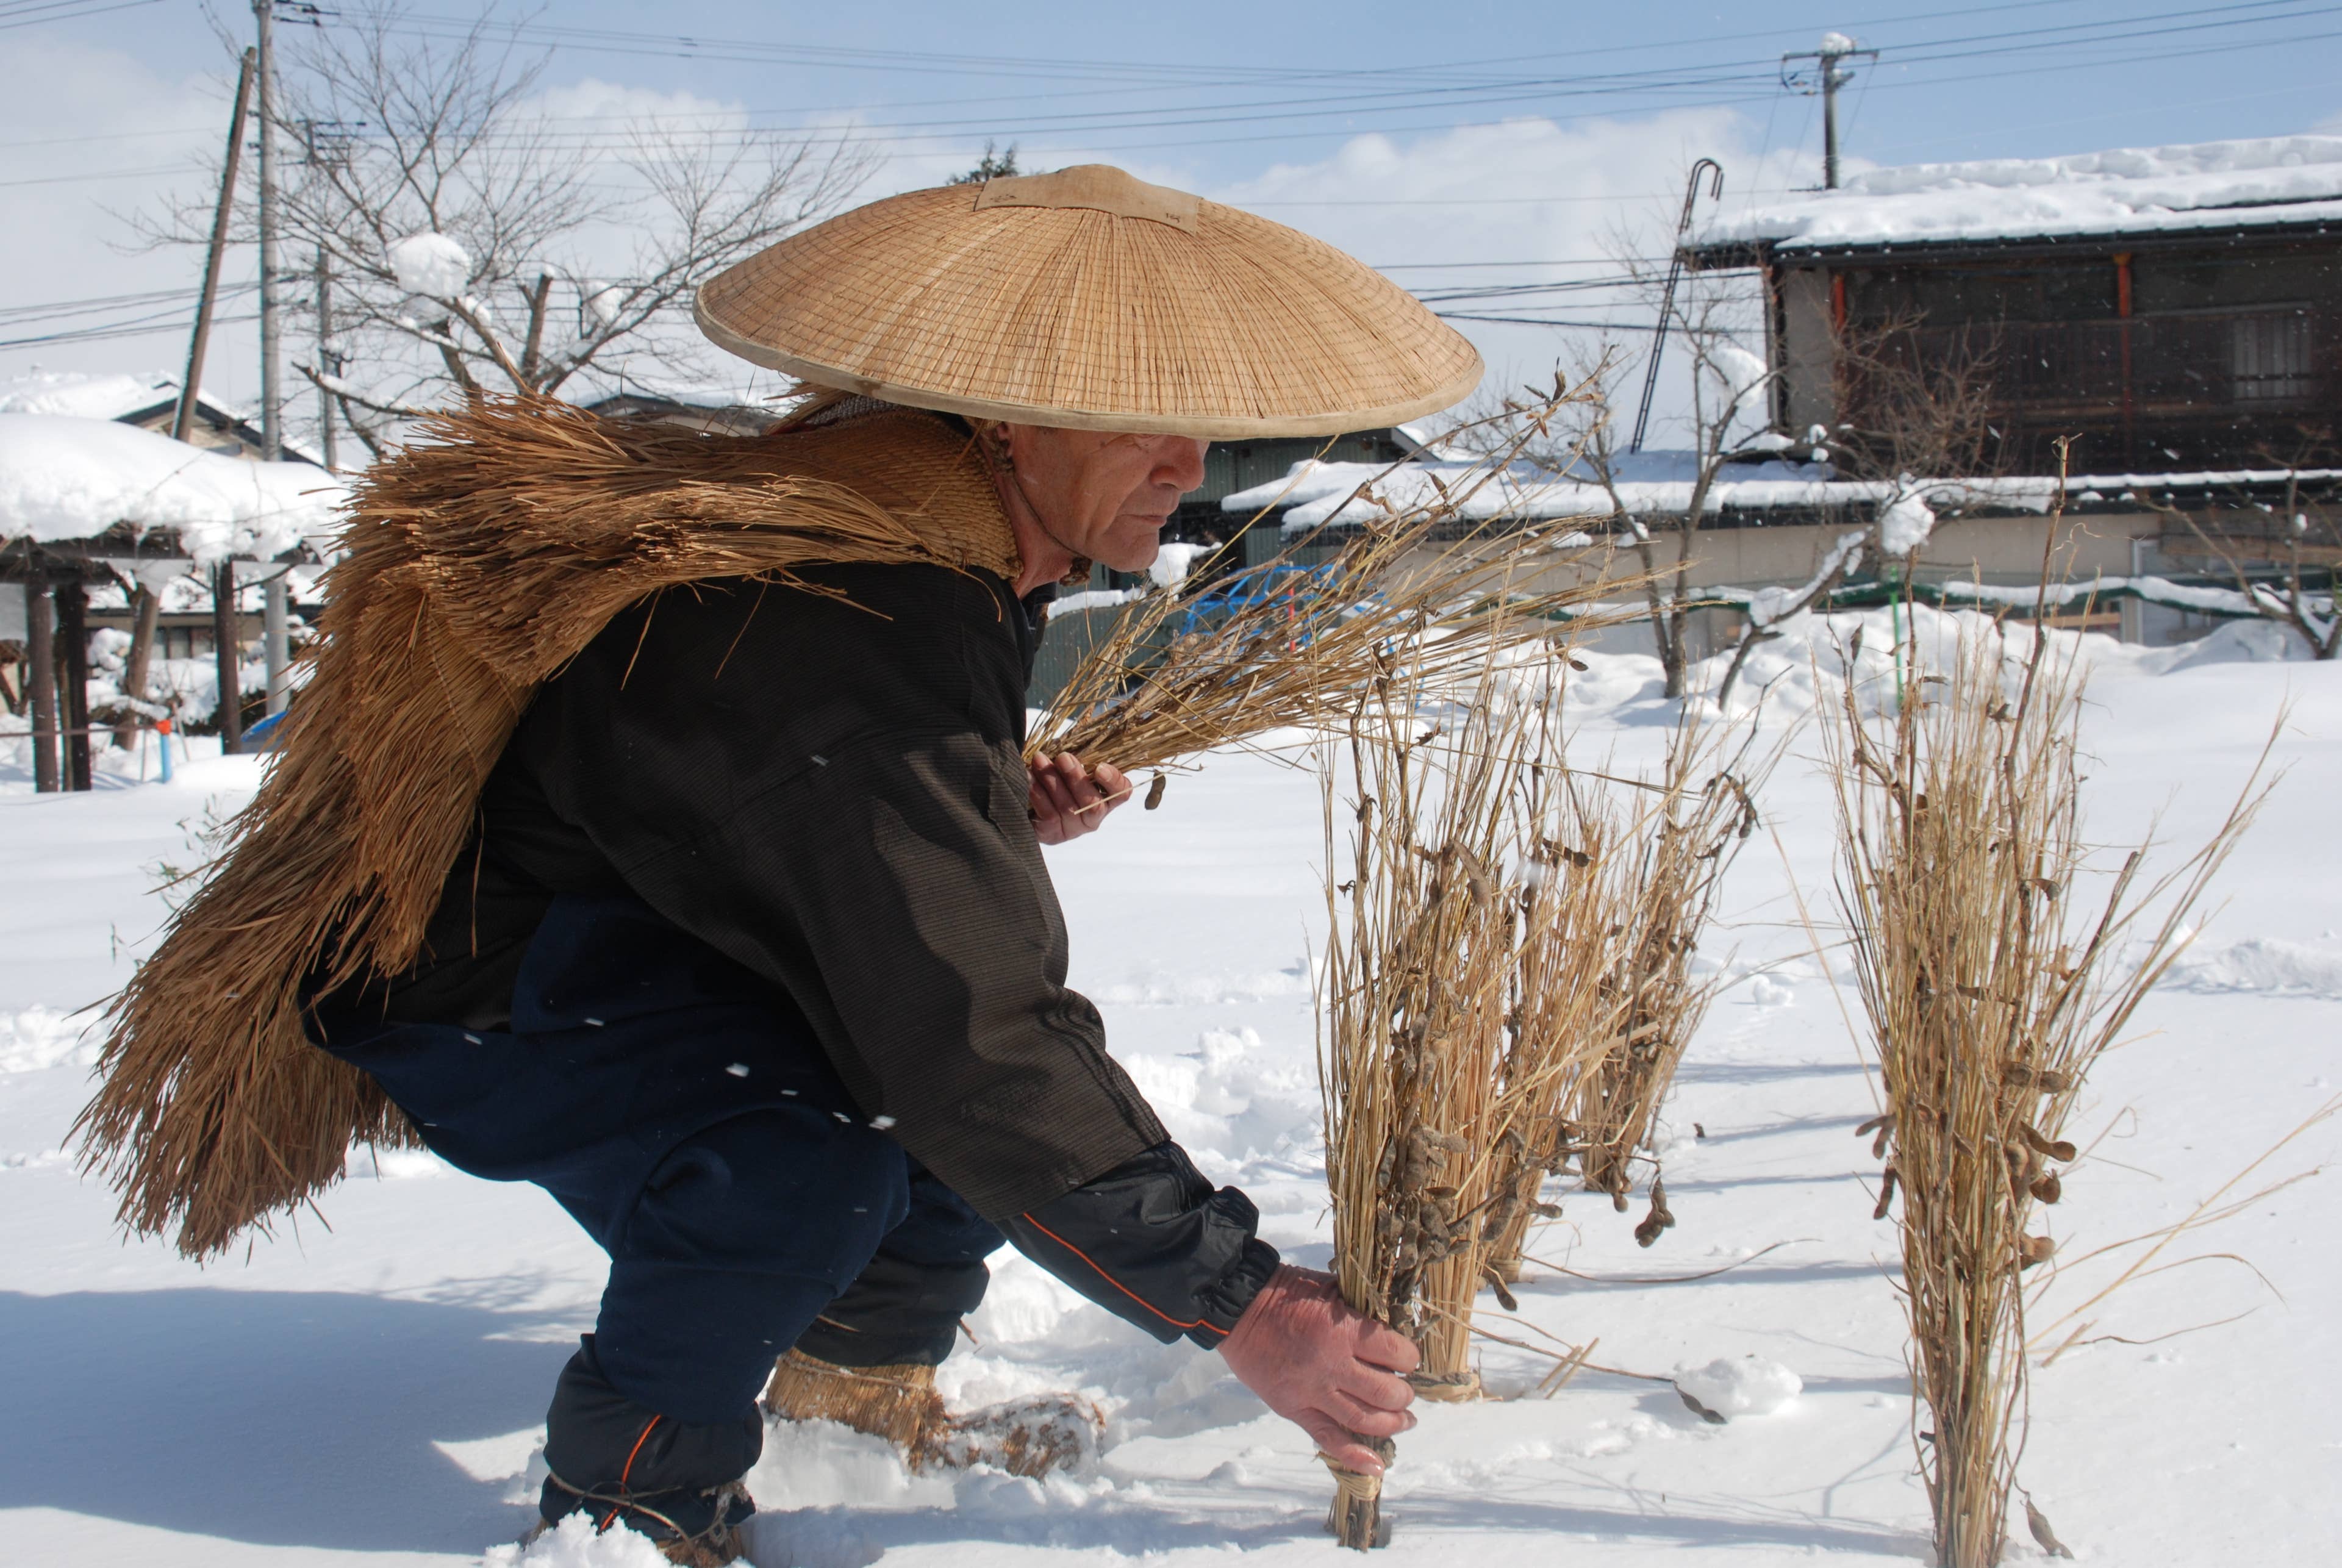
[2229,313,2316,403]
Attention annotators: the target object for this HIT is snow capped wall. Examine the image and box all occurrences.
[1219,449,2076,529]
[1695,134,2342,251]
[0,413,348,563]
[1223,448,2342,531]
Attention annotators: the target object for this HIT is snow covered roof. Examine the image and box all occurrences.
[0,413,349,564]
[0,370,215,423]
[0,371,324,467]
[1220,450,2342,529]
[1690,135,2342,258]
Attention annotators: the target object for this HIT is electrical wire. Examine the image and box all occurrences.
[0,0,160,27]
[7,4,2330,171]
[0,310,259,351]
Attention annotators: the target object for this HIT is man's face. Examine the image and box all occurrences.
[1001,424,1210,572]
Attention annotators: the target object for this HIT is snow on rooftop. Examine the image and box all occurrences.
[0,413,348,563]
[0,371,187,423]
[1693,134,2342,252]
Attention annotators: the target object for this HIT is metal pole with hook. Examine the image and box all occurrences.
[1627,158,1723,454]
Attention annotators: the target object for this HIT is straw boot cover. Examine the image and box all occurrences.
[693,164,1483,438]
[75,398,1020,1259]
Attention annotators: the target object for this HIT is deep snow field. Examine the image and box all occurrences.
[2,608,2336,1568]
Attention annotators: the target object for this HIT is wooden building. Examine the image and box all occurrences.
[1686,135,2342,476]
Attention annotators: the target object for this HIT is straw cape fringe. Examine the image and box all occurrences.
[74,394,1022,1259]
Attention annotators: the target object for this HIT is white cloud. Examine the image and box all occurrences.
[0,41,1832,447]
[1208,111,1819,438]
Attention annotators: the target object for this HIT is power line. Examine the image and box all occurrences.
[0,310,259,351]
[0,0,161,28]
[13,4,2323,171]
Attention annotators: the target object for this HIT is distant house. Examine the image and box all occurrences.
[0,371,326,468]
[1192,137,2342,662]
[1685,135,2341,476]
[0,373,332,671]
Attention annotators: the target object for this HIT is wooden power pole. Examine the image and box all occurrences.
[169,48,258,758]
[254,0,292,723]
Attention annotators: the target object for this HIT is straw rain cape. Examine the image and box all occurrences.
[74,395,1022,1259]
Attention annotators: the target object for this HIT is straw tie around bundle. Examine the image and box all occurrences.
[1322,1444,1394,1552]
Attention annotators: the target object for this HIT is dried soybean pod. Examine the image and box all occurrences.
[2021,1124,2079,1163]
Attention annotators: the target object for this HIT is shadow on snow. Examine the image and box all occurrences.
[0,1286,564,1552]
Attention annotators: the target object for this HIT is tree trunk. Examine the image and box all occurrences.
[113,585,160,749]
[1657,607,1688,698]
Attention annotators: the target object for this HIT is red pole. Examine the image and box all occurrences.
[2113,251,2135,465]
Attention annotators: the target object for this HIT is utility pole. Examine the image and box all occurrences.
[254,0,292,728]
[1782,32,1878,191]
[174,51,256,446]
[175,49,259,760]
[315,246,338,471]
[254,0,282,462]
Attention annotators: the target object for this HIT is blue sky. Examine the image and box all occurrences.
[5,1,2338,424]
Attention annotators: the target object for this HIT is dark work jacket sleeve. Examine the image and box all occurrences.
[1006,1142,1280,1348]
[507,564,1169,1220]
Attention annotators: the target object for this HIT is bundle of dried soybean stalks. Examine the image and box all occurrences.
[1568,720,1767,1225]
[1025,385,1625,789]
[1482,715,1771,1282]
[1826,624,2269,1568]
[1317,636,1542,1548]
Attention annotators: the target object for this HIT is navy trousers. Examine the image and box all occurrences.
[312,894,1004,1428]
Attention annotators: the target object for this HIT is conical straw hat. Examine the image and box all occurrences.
[695,165,1483,439]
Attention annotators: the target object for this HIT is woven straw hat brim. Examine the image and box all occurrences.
[695,171,1483,439]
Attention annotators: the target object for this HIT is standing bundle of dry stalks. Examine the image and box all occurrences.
[1317,637,1550,1548]
[1567,721,1766,1228]
[1314,631,1725,1544]
[1026,387,1622,790]
[1475,717,1768,1283]
[1827,626,2269,1568]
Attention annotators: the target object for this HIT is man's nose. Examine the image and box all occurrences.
[1161,437,1209,496]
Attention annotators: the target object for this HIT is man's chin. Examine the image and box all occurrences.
[1100,524,1173,575]
[1096,540,1171,578]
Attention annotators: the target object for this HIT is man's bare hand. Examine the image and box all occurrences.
[1027,751,1131,845]
[1217,1264,1419,1474]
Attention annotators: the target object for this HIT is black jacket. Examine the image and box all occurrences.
[367,559,1275,1347]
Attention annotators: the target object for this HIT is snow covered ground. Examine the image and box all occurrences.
[2,610,2336,1567]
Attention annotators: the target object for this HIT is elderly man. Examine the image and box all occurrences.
[106,165,1484,1565]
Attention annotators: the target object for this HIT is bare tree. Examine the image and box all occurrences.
[137,4,874,457]
[2154,443,2340,660]
[1485,280,1774,700]
[1708,313,2002,707]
